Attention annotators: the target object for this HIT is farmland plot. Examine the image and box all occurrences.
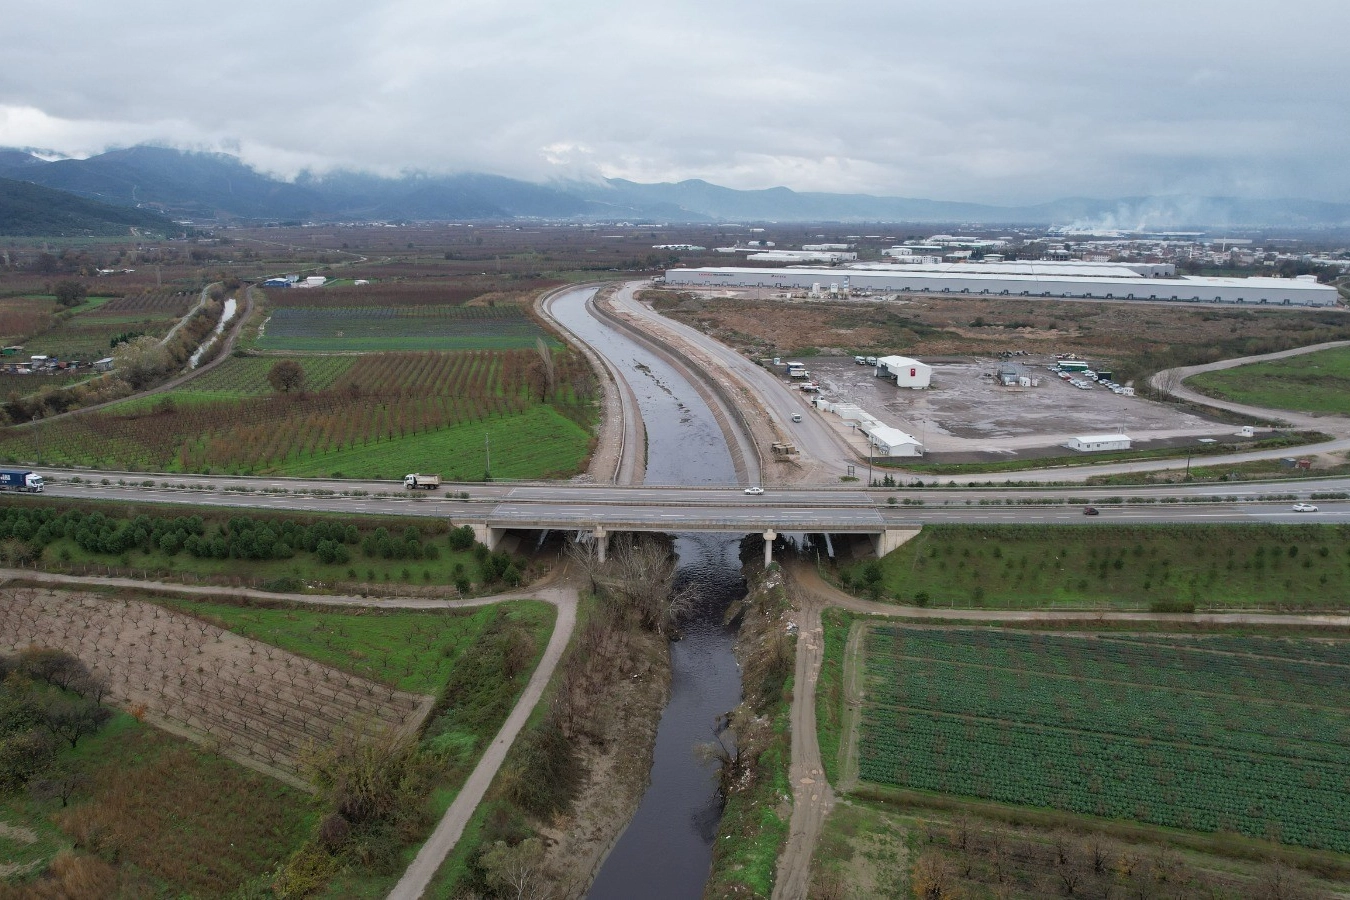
[853,626,1350,853]
[0,588,434,781]
[0,349,595,477]
[256,304,554,351]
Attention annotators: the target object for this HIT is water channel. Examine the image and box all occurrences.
[548,287,747,898]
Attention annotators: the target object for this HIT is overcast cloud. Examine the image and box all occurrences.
[1,0,1347,204]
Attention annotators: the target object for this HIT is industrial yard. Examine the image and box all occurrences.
[796,355,1240,458]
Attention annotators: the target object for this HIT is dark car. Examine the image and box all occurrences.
[1084,506,1099,516]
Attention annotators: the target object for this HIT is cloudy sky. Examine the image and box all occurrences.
[2,0,1346,204]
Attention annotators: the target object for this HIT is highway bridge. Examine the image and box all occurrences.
[31,473,1350,564]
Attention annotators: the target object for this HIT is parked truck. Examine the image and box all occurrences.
[403,473,441,490]
[0,470,43,493]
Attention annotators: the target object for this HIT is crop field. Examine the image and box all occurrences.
[256,304,554,351]
[852,625,1350,852]
[844,523,1350,609]
[16,297,189,362]
[0,349,595,478]
[135,354,358,401]
[0,589,432,778]
[1187,345,1350,415]
[97,289,196,315]
[0,716,312,898]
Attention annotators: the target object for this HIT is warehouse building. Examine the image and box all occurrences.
[876,355,933,388]
[664,266,1338,306]
[1067,434,1132,452]
[863,424,924,457]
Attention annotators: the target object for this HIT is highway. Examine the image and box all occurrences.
[30,474,1350,528]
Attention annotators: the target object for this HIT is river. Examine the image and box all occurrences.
[548,286,747,898]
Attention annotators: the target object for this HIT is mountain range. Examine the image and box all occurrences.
[0,175,178,236]
[3,145,1349,230]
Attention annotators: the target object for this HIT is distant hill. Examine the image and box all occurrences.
[4,144,1349,228]
[0,177,179,236]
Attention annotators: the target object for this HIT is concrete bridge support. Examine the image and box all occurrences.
[593,526,609,563]
[470,524,502,552]
[763,529,777,568]
[871,526,922,559]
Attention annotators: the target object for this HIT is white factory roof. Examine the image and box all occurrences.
[668,266,1334,294]
[876,355,928,368]
[863,425,922,446]
[1071,433,1132,444]
[855,261,1160,279]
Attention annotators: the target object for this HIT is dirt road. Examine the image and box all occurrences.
[769,559,1350,899]
[770,599,833,900]
[1151,339,1350,431]
[0,567,578,900]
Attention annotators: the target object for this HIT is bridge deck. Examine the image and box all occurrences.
[487,502,887,532]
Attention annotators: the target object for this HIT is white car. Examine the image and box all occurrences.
[1292,503,1318,512]
[743,486,765,495]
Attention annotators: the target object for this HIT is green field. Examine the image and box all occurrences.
[1186,346,1350,415]
[853,626,1350,852]
[273,404,592,480]
[0,349,596,480]
[843,524,1350,609]
[159,599,554,694]
[256,305,556,351]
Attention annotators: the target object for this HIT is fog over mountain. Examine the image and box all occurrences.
[3,146,1348,229]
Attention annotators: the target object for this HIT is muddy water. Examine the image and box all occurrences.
[549,287,746,898]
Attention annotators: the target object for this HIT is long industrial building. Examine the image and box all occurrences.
[664,266,1340,307]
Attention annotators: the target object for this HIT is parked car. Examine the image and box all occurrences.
[1083,506,1099,516]
[743,486,765,495]
[1293,502,1318,512]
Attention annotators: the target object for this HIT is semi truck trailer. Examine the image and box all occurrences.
[0,470,43,492]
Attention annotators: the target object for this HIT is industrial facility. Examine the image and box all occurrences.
[664,266,1339,306]
[875,355,933,388]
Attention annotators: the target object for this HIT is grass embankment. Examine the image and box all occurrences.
[706,564,795,898]
[893,432,1323,478]
[841,523,1350,610]
[1186,345,1350,415]
[1086,455,1350,486]
[816,607,856,784]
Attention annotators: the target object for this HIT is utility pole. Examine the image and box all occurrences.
[484,432,491,481]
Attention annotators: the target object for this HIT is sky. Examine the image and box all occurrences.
[1,0,1347,205]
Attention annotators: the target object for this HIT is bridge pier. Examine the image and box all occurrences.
[763,529,777,568]
[470,523,502,552]
[593,526,609,563]
[871,526,922,558]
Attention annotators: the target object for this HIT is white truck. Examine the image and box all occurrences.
[403,473,441,490]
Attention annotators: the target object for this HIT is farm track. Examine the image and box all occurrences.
[0,565,578,900]
[772,558,1350,900]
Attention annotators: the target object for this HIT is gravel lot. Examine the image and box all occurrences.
[800,355,1241,457]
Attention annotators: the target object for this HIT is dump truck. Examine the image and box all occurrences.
[403,473,441,490]
[0,470,43,493]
